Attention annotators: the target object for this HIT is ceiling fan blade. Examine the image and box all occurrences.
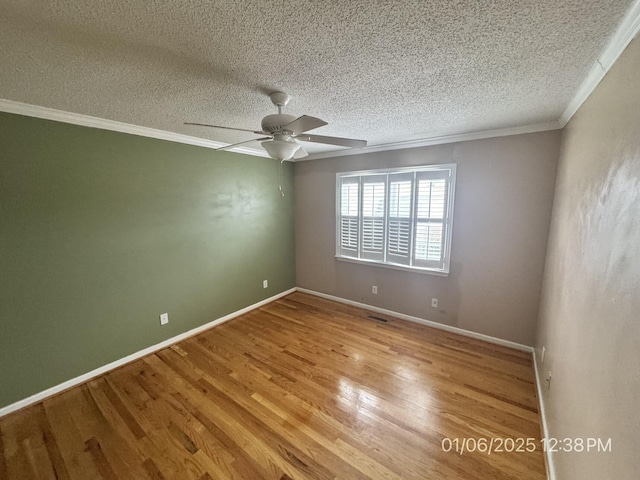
[215,137,271,151]
[282,115,328,134]
[293,145,309,159]
[296,134,367,148]
[185,122,266,135]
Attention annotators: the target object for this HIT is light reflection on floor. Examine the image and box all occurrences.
[336,360,438,431]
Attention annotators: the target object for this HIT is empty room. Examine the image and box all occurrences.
[1,1,638,479]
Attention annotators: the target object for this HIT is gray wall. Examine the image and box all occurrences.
[0,112,295,409]
[535,36,640,479]
[295,131,560,346]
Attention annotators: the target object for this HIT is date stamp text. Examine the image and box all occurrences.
[441,437,612,455]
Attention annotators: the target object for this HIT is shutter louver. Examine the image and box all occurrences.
[415,223,443,261]
[362,219,384,251]
[387,178,413,265]
[414,176,447,268]
[361,180,385,260]
[388,220,410,255]
[341,217,358,250]
[339,181,359,257]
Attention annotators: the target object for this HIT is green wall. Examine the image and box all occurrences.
[0,112,295,408]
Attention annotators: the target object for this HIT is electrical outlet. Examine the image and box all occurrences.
[372,285,378,294]
[160,313,169,326]
[431,298,438,308]
[541,346,546,363]
[263,280,268,289]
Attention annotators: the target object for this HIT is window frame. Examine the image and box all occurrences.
[335,163,457,276]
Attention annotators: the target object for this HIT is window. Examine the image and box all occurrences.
[336,164,456,275]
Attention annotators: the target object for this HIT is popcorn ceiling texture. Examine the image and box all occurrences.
[0,0,632,154]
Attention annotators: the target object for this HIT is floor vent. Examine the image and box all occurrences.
[366,315,389,323]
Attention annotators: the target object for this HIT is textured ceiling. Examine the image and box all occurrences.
[0,0,633,156]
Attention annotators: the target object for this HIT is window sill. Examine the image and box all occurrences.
[335,255,449,277]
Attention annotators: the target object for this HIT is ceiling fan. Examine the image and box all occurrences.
[185,92,367,161]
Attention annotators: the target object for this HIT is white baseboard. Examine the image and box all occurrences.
[0,288,296,418]
[0,286,536,419]
[295,288,533,352]
[533,349,556,480]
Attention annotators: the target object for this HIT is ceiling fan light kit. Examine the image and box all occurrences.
[261,135,300,161]
[185,92,367,161]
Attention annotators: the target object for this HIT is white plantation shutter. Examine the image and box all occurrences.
[336,164,456,274]
[339,179,359,257]
[341,217,358,252]
[414,171,449,269]
[387,173,413,265]
[361,176,385,261]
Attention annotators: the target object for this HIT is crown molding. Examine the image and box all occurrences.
[5,0,640,166]
[301,120,562,161]
[0,98,269,158]
[560,0,640,126]
[0,97,560,161]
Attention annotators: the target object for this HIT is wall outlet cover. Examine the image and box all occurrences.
[160,313,169,325]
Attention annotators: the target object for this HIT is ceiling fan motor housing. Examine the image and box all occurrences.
[184,90,365,159]
[261,114,297,134]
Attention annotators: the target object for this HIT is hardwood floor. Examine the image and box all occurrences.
[0,292,546,479]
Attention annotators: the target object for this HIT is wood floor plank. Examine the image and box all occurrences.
[0,421,8,479]
[33,403,70,480]
[2,409,40,478]
[42,393,102,479]
[142,355,306,480]
[0,292,546,479]
[107,364,234,479]
[21,413,58,480]
[74,385,150,478]
[161,344,375,480]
